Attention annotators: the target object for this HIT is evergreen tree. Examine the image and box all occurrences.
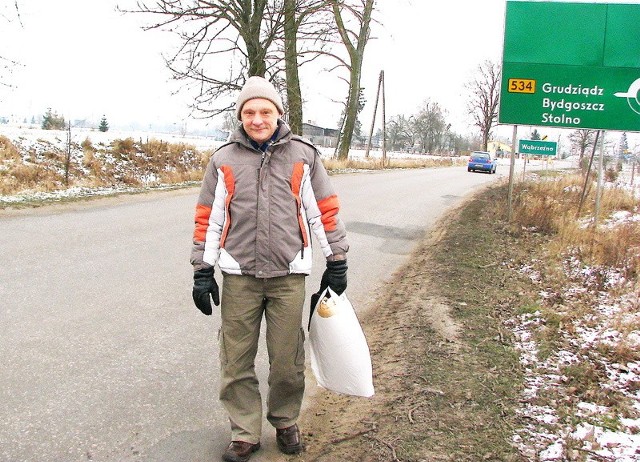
[41,108,66,130]
[99,115,109,132]
[619,132,629,157]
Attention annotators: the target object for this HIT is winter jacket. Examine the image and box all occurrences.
[191,120,349,278]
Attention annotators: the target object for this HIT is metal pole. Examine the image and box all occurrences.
[381,70,387,167]
[65,121,71,186]
[508,125,518,222]
[594,131,605,226]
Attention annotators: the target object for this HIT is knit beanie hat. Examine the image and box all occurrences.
[236,76,285,120]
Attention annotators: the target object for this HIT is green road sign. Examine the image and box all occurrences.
[518,139,557,156]
[499,2,640,132]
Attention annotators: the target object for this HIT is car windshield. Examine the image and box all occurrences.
[471,153,490,160]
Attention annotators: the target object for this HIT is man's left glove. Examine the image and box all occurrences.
[192,267,220,315]
[319,259,348,295]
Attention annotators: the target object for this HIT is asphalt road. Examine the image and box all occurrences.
[0,165,500,462]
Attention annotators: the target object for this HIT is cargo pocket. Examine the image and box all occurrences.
[295,327,306,366]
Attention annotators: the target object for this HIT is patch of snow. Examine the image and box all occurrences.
[508,225,640,460]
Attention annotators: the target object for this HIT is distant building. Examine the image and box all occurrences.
[488,140,513,157]
[302,122,339,148]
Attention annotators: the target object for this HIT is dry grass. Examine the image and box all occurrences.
[2,140,462,198]
[1,137,209,196]
[511,173,639,280]
[504,171,640,426]
[0,135,21,161]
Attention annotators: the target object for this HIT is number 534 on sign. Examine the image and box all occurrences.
[508,78,536,94]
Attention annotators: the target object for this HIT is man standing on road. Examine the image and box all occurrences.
[190,76,349,462]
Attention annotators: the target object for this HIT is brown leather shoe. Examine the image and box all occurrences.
[222,441,261,462]
[276,424,303,454]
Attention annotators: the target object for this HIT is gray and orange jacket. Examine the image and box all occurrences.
[191,120,349,278]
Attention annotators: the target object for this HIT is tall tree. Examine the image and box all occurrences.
[283,0,302,133]
[128,0,337,134]
[328,0,376,160]
[128,1,281,116]
[412,99,448,153]
[568,129,597,168]
[281,0,334,134]
[466,60,501,151]
[386,115,412,152]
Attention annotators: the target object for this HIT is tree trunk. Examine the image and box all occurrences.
[246,0,268,77]
[338,65,362,159]
[284,0,303,134]
[332,0,375,160]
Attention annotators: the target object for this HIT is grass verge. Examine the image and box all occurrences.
[299,171,639,461]
[299,183,539,461]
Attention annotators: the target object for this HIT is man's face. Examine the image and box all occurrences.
[240,98,279,144]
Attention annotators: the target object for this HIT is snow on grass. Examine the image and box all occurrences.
[0,183,197,205]
[510,226,640,461]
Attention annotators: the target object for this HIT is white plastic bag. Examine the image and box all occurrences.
[308,288,374,397]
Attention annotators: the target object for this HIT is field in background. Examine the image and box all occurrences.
[0,125,467,205]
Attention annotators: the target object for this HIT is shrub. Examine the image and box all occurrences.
[110,138,137,158]
[0,136,21,161]
[605,167,618,182]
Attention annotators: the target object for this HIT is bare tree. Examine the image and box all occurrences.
[328,0,376,160]
[0,1,22,90]
[281,0,335,134]
[568,129,598,170]
[126,1,283,117]
[386,115,412,152]
[466,60,501,152]
[125,0,338,133]
[411,100,449,154]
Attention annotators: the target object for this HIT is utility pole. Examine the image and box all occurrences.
[365,70,386,165]
[365,71,382,158]
[594,131,605,226]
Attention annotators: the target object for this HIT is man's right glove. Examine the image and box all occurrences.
[319,259,348,295]
[192,267,220,315]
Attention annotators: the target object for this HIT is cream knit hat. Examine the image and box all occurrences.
[235,76,285,120]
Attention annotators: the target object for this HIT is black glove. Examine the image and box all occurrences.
[192,267,220,315]
[319,259,348,295]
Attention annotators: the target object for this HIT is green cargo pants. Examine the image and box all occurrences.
[218,274,306,444]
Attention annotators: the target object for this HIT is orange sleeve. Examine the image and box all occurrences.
[317,194,340,232]
[193,204,212,242]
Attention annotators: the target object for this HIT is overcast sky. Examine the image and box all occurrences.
[0,0,516,133]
